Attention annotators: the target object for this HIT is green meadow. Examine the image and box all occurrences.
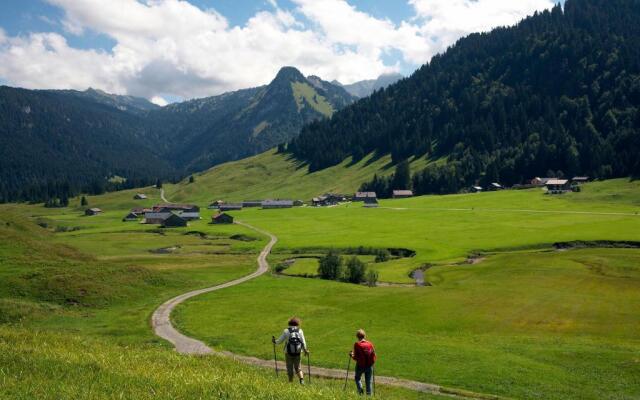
[0,192,441,398]
[173,179,640,399]
[1,170,640,399]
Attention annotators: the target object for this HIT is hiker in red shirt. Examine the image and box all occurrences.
[350,329,376,395]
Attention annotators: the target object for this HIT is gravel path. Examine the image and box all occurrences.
[151,221,502,400]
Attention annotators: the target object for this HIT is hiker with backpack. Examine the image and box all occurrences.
[272,317,309,384]
[350,329,376,396]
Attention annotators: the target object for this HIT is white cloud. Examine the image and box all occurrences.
[408,0,555,53]
[0,0,556,101]
[150,95,168,106]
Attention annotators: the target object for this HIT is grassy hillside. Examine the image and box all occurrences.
[0,202,439,399]
[165,148,430,203]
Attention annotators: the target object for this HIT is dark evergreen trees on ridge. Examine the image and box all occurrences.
[288,0,640,195]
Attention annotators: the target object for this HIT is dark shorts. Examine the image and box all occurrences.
[285,353,301,377]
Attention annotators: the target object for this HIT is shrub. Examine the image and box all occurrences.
[366,270,379,287]
[345,256,367,283]
[374,249,390,263]
[318,250,344,280]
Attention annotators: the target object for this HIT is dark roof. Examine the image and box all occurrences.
[262,200,294,206]
[162,213,187,227]
[213,212,234,221]
[153,203,198,210]
[144,212,173,220]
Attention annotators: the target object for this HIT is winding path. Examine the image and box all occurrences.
[151,221,501,400]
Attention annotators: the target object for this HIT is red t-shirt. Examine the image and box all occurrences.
[353,340,377,368]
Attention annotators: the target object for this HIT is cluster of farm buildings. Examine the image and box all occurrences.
[470,176,590,194]
[83,177,590,226]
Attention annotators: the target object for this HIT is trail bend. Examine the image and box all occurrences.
[151,221,503,400]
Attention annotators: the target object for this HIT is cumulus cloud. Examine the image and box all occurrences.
[0,0,556,101]
[408,0,556,53]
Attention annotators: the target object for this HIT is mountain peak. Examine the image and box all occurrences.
[272,66,306,83]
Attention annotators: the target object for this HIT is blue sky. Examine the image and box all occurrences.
[0,0,560,103]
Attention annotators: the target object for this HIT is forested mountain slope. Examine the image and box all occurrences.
[0,86,173,203]
[0,67,354,203]
[288,0,640,194]
[147,67,356,172]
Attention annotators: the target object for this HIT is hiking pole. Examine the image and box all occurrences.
[272,336,279,377]
[343,354,351,391]
[372,366,376,397]
[306,352,311,384]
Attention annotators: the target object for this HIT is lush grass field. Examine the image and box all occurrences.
[0,199,437,398]
[172,179,640,399]
[0,326,444,400]
[2,170,640,399]
[175,248,640,400]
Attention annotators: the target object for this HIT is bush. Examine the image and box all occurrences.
[318,250,344,280]
[366,270,379,287]
[345,256,367,283]
[374,249,390,263]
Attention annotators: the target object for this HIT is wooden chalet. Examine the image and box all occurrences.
[208,200,224,209]
[122,212,139,222]
[392,190,413,199]
[312,193,345,207]
[219,203,243,212]
[179,212,201,221]
[153,203,200,213]
[162,213,188,228]
[546,179,571,194]
[470,186,483,193]
[363,197,379,208]
[85,208,102,216]
[212,212,234,224]
[262,200,294,209]
[531,177,557,186]
[144,211,173,224]
[133,193,147,200]
[572,176,590,184]
[488,183,504,191]
[353,192,377,202]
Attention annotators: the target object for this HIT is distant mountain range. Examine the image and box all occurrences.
[336,73,404,98]
[0,67,356,202]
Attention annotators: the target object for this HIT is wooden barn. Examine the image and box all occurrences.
[212,213,234,224]
[219,203,243,212]
[353,192,377,202]
[133,193,147,200]
[144,212,172,224]
[363,197,379,208]
[208,200,224,209]
[85,208,102,216]
[162,213,187,228]
[242,201,263,208]
[122,212,139,222]
[546,179,571,194]
[262,200,294,209]
[392,190,413,199]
